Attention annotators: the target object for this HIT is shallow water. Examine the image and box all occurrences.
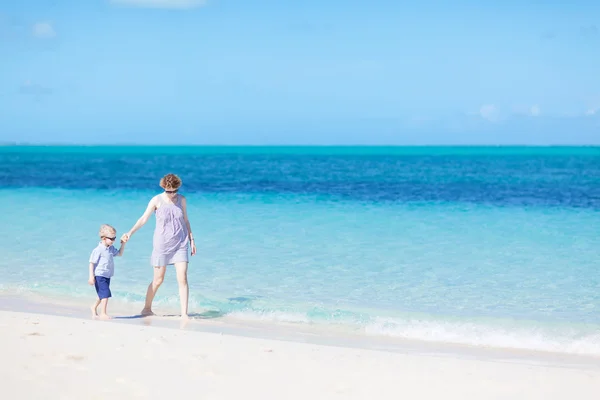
[1,145,599,355]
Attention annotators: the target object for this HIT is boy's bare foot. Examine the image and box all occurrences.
[90,305,98,318]
[140,308,154,317]
[98,314,112,320]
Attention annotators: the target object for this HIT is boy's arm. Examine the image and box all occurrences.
[117,241,126,256]
[88,263,96,285]
[88,248,99,285]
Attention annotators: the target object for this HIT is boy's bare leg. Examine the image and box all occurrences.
[98,298,111,320]
[90,299,100,318]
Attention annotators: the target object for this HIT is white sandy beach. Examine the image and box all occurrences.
[1,310,600,400]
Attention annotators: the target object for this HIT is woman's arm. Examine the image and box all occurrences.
[121,197,157,242]
[181,196,196,255]
[181,196,193,241]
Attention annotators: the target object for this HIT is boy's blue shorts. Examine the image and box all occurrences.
[94,276,112,300]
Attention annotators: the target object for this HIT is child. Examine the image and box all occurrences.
[88,224,126,319]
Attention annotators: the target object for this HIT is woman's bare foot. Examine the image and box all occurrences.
[140,308,154,317]
[180,317,190,329]
[98,313,112,320]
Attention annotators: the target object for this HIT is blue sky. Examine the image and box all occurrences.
[1,0,599,144]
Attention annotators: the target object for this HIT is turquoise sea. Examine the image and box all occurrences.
[1,145,599,355]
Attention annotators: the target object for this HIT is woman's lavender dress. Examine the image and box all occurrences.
[151,195,189,266]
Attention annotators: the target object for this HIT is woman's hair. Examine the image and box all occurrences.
[99,224,116,238]
[160,173,182,190]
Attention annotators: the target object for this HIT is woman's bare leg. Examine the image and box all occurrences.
[141,266,166,316]
[174,262,189,319]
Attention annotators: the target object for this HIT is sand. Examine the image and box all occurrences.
[1,310,600,399]
[0,311,600,400]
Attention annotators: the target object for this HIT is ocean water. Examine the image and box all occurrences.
[1,145,599,355]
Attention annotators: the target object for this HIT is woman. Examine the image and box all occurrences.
[121,173,196,319]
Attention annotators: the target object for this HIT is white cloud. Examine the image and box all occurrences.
[19,81,54,100]
[585,106,599,116]
[581,25,598,37]
[20,80,53,94]
[529,105,541,117]
[479,104,499,122]
[511,104,542,117]
[110,0,207,9]
[32,22,55,38]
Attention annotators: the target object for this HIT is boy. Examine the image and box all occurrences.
[88,224,126,319]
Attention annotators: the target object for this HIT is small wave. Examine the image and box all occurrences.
[5,285,600,356]
[365,317,600,356]
[195,306,600,356]
[227,310,311,324]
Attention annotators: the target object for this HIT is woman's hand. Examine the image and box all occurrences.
[190,240,197,256]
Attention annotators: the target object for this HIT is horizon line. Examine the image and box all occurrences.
[2,143,600,148]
